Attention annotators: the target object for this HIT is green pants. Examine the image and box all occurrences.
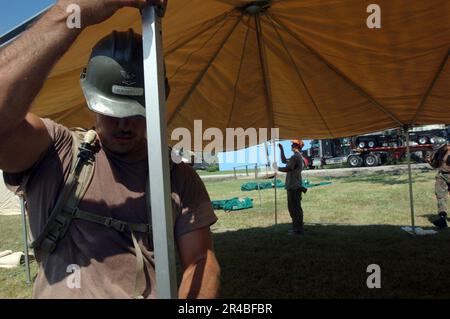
[435,172,450,214]
[287,189,304,232]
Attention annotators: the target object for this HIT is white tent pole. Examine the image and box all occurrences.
[142,5,177,298]
[265,141,270,178]
[19,196,31,286]
[273,137,277,225]
[258,185,262,208]
[405,126,416,234]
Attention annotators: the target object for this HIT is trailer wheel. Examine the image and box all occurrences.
[348,155,363,168]
[364,154,378,167]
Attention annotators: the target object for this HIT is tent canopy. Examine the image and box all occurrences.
[2,0,449,149]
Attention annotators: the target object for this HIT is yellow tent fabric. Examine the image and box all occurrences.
[24,0,450,147]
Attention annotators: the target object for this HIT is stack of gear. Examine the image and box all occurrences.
[0,250,34,269]
[211,198,254,212]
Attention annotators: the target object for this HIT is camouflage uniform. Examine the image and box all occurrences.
[435,171,449,215]
[432,145,450,228]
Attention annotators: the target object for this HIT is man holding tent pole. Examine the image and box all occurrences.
[274,140,306,235]
[0,0,220,299]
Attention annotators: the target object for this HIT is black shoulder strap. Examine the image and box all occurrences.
[31,136,174,298]
[30,129,97,253]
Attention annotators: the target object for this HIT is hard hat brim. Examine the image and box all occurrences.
[81,77,146,119]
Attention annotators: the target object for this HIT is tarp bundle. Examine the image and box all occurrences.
[241,179,285,191]
[0,250,34,269]
[241,178,332,191]
[212,197,254,211]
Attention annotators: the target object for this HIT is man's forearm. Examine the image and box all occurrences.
[0,3,81,135]
[280,151,287,164]
[179,250,221,299]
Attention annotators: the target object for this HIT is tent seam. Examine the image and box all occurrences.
[266,15,335,138]
[267,13,404,128]
[168,14,243,126]
[411,47,450,125]
[255,13,275,130]
[165,9,234,56]
[226,16,252,128]
[168,14,232,81]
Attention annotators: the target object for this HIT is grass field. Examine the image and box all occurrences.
[1,169,449,298]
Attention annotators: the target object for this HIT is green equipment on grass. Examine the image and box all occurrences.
[211,198,254,212]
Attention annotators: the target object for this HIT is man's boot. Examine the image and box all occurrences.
[432,212,448,229]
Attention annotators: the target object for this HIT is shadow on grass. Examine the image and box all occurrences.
[213,223,450,299]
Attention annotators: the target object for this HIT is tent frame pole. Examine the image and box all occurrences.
[273,137,277,225]
[258,185,262,208]
[265,141,270,178]
[142,6,177,299]
[19,196,31,286]
[404,125,416,234]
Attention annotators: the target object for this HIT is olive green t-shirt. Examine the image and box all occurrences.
[3,119,217,299]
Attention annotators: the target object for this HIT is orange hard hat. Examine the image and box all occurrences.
[291,139,304,148]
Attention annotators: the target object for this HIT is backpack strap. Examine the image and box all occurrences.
[31,132,174,298]
[60,207,151,234]
[30,129,97,253]
[62,198,152,299]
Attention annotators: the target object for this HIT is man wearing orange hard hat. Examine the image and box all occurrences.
[276,139,306,235]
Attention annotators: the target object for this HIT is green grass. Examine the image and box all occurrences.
[206,170,440,230]
[1,170,449,298]
[0,215,36,298]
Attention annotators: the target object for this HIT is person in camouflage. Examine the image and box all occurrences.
[428,137,450,229]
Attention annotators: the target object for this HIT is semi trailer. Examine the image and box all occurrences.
[304,125,449,168]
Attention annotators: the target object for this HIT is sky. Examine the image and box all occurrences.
[218,140,311,171]
[0,1,55,37]
[0,0,311,171]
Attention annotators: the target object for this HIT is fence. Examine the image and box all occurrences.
[232,164,271,179]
